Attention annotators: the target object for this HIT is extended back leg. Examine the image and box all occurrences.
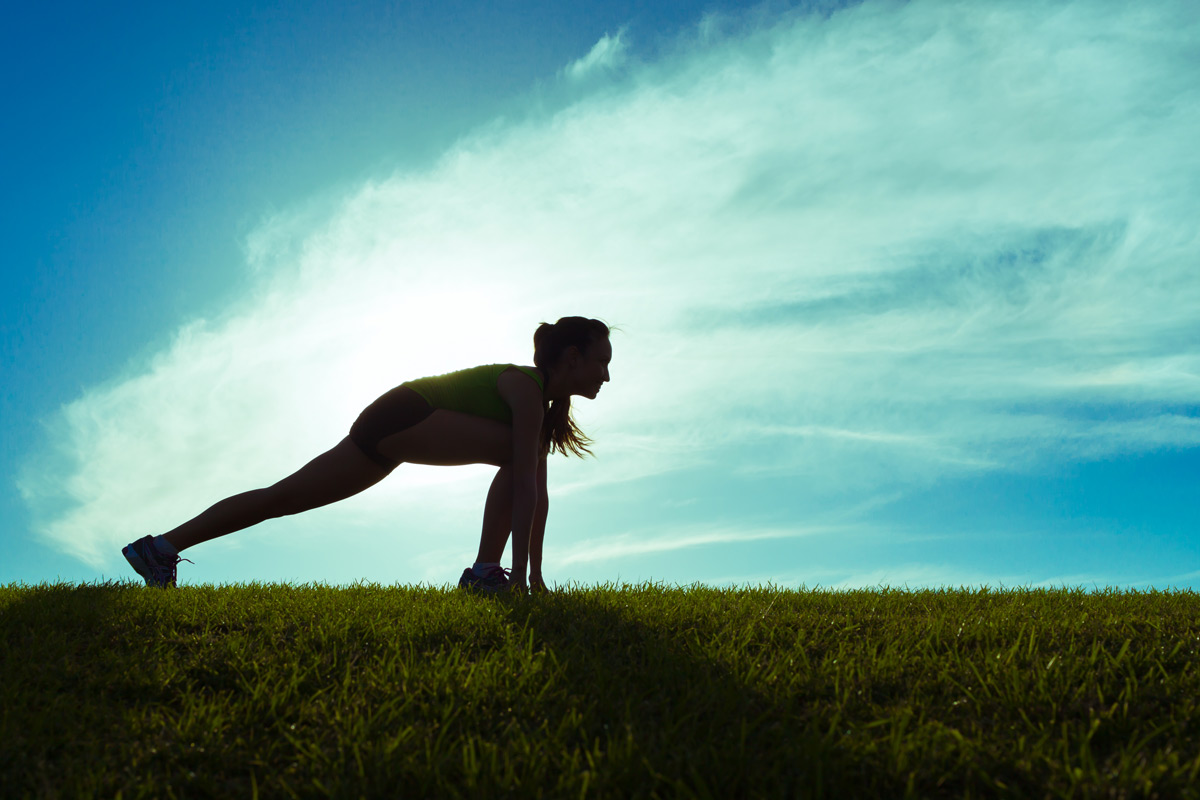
[161,436,392,552]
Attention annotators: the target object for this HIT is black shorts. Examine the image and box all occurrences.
[348,385,435,470]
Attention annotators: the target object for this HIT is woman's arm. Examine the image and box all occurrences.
[529,458,549,590]
[529,499,549,588]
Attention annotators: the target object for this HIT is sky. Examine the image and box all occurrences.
[3,0,1198,591]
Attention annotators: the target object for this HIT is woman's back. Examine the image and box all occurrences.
[402,364,545,424]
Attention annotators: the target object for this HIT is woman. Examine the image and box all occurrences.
[122,316,614,593]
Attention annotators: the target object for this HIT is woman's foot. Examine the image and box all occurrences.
[458,565,511,595]
[122,535,192,588]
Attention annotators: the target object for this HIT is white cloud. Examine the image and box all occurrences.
[556,521,845,566]
[18,0,1200,582]
[564,29,629,82]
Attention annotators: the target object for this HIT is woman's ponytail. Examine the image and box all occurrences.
[534,316,617,459]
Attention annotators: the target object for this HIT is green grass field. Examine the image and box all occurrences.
[2,581,1198,799]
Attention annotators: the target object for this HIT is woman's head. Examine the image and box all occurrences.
[533,316,617,459]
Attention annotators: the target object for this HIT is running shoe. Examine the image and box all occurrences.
[458,565,512,595]
[122,535,193,588]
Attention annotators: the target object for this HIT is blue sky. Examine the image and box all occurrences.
[3,0,1198,590]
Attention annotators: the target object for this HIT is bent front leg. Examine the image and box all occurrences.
[476,465,514,563]
[476,464,549,565]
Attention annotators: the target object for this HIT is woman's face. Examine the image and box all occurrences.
[545,338,612,400]
[559,338,611,399]
[581,338,613,398]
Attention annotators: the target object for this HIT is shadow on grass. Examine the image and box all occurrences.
[0,581,887,797]
[0,580,148,796]
[497,586,879,798]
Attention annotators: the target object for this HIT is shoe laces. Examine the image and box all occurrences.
[483,565,511,583]
[151,546,193,570]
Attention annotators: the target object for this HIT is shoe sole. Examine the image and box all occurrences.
[123,544,154,586]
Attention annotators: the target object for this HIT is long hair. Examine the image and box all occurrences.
[534,316,617,459]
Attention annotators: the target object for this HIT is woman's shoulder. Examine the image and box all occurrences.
[498,364,545,385]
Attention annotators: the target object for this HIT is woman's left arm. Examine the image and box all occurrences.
[529,458,549,590]
[529,503,548,590]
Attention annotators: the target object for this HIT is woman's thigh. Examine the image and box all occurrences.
[266,436,393,516]
[375,409,513,468]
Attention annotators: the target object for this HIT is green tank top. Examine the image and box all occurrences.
[401,364,545,424]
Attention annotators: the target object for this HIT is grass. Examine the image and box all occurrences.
[2,581,1199,799]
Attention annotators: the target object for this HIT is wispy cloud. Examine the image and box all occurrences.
[18,0,1199,582]
[563,29,629,82]
[556,522,847,566]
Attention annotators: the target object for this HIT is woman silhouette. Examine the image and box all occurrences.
[122,316,614,593]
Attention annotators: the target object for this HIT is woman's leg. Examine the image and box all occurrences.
[161,437,392,552]
[375,408,513,468]
[377,411,524,567]
[476,466,514,563]
[160,406,515,554]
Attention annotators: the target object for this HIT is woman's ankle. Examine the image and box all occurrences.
[154,534,180,556]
